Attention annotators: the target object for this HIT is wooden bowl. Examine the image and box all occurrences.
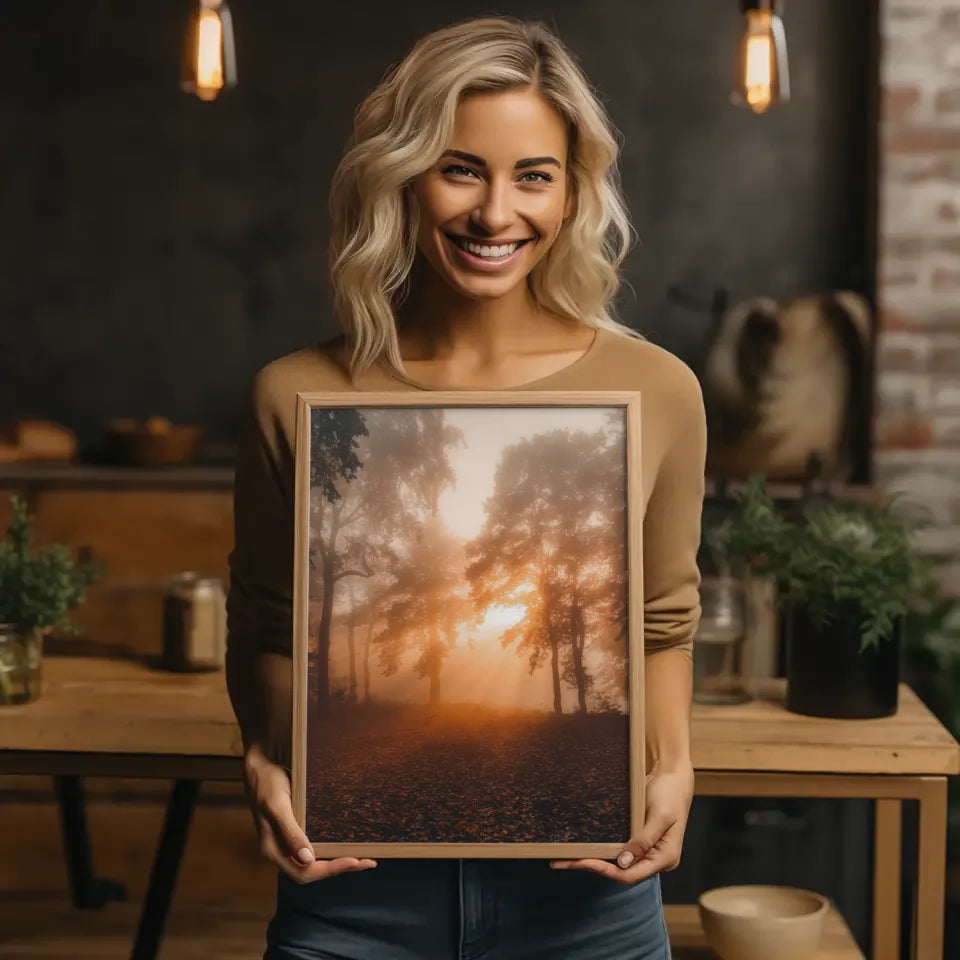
[698,885,829,960]
[105,418,204,465]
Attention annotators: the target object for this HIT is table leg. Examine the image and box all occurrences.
[53,775,127,909]
[130,778,200,960]
[873,798,902,960]
[911,777,948,960]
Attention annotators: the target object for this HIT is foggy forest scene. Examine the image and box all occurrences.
[305,404,633,845]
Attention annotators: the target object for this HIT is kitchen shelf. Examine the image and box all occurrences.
[0,462,234,489]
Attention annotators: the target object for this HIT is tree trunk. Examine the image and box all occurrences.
[346,581,357,703]
[363,618,373,703]
[427,623,441,706]
[549,634,562,715]
[574,634,587,712]
[315,503,343,717]
[316,564,335,717]
[570,601,588,713]
[543,580,563,716]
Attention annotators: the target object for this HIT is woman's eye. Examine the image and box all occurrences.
[518,171,555,184]
[442,164,479,179]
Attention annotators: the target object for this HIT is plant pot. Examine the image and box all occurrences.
[0,624,43,705]
[784,604,900,719]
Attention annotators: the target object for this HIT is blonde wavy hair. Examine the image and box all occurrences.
[329,16,638,378]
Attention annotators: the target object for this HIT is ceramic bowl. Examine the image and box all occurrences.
[698,884,829,960]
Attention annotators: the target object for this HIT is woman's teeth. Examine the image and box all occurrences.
[452,236,526,259]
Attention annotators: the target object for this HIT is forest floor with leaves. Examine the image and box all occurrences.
[305,702,630,844]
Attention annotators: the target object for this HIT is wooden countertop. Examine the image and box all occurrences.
[0,656,241,763]
[1,658,957,780]
[691,677,960,776]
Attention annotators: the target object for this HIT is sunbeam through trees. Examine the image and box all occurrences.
[305,404,632,844]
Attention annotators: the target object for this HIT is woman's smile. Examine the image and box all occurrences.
[443,232,536,271]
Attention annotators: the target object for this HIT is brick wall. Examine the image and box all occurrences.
[876,0,960,592]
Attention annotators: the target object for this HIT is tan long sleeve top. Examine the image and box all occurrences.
[226,325,706,666]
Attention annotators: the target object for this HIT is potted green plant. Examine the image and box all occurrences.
[710,474,932,719]
[0,496,100,705]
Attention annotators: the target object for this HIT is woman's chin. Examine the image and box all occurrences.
[446,274,526,301]
[437,261,531,300]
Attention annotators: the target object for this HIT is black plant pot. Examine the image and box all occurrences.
[785,604,901,719]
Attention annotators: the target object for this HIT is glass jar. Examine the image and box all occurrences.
[161,573,227,672]
[693,575,752,705]
[0,624,43,705]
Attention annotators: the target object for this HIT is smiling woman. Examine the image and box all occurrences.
[327,18,633,382]
[228,14,703,960]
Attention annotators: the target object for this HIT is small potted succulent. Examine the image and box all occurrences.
[710,475,932,719]
[0,496,100,705]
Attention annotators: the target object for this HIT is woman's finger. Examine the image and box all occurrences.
[258,788,317,865]
[257,816,376,883]
[260,800,378,873]
[550,851,662,885]
[551,826,681,885]
[244,749,377,882]
[257,819,319,882]
[616,806,676,869]
[550,809,675,874]
[617,835,682,884]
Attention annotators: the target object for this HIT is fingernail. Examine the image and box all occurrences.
[296,847,315,864]
[617,851,634,868]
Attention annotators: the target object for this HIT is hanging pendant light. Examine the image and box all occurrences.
[732,0,789,114]
[181,0,237,101]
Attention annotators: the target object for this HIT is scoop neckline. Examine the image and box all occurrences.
[379,325,609,392]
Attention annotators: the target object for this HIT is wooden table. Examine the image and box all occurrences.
[691,684,960,960]
[0,657,957,960]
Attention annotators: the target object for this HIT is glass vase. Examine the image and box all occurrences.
[0,624,43,705]
[693,575,752,705]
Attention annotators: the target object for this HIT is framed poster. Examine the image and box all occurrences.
[292,391,643,858]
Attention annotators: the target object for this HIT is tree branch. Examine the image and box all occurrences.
[339,499,366,527]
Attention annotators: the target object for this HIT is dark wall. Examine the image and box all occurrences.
[1,1,873,454]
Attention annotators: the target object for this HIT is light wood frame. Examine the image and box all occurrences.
[292,390,644,858]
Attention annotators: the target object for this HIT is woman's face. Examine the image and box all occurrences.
[412,86,573,302]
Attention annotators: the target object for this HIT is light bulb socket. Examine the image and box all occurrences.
[739,0,783,12]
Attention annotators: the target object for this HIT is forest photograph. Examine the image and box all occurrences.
[303,402,634,847]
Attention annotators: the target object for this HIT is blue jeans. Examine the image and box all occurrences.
[265,859,672,959]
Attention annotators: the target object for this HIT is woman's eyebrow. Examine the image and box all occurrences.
[515,156,561,170]
[440,149,562,170]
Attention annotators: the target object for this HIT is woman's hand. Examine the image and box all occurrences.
[550,759,694,884]
[243,744,377,884]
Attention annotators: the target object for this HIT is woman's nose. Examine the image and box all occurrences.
[470,181,513,236]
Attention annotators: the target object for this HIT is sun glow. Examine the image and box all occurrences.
[480,604,527,633]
